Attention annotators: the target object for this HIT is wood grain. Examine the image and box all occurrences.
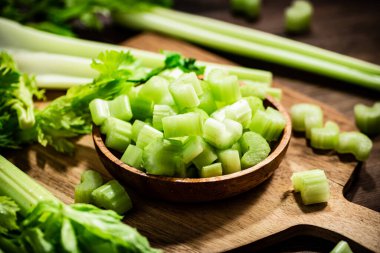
[4,32,379,252]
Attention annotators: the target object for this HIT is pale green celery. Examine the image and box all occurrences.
[108,95,133,122]
[310,121,340,150]
[203,118,243,149]
[192,140,218,170]
[35,74,92,89]
[89,99,110,126]
[121,145,144,169]
[200,163,223,178]
[0,17,271,83]
[304,115,323,139]
[231,142,242,157]
[354,102,380,135]
[291,169,330,205]
[243,96,264,116]
[230,0,261,19]
[91,180,133,215]
[116,12,380,90]
[152,7,380,76]
[172,72,203,96]
[0,155,59,215]
[131,120,148,142]
[218,149,241,175]
[206,69,241,105]
[240,83,266,99]
[185,108,209,123]
[138,76,171,104]
[225,99,252,128]
[285,0,313,34]
[12,103,35,129]
[211,106,228,122]
[104,119,132,152]
[336,132,373,161]
[249,107,286,141]
[74,170,103,204]
[130,96,154,120]
[290,103,323,132]
[181,136,204,164]
[136,125,163,149]
[266,88,282,101]
[240,131,270,168]
[162,112,203,138]
[152,104,177,131]
[169,84,200,109]
[100,117,129,135]
[330,241,353,253]
[199,90,218,115]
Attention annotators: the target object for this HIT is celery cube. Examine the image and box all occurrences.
[219,149,241,175]
[152,104,177,131]
[131,120,148,142]
[169,84,200,109]
[121,145,143,169]
[181,136,204,164]
[240,131,270,169]
[89,99,110,125]
[203,118,243,149]
[200,163,223,178]
[139,76,172,104]
[198,91,218,115]
[162,112,203,138]
[206,69,241,105]
[108,95,133,122]
[192,140,218,170]
[225,99,252,128]
[136,125,163,149]
[249,107,286,141]
[172,72,203,96]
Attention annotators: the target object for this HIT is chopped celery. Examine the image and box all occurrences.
[225,99,252,128]
[243,96,264,116]
[181,136,204,164]
[103,118,132,152]
[162,112,203,138]
[74,170,103,204]
[91,180,133,215]
[169,83,200,109]
[192,140,218,170]
[218,149,241,175]
[206,69,241,105]
[107,95,133,122]
[354,102,380,135]
[199,163,223,178]
[231,142,242,157]
[131,120,148,142]
[330,241,353,253]
[130,96,154,120]
[203,118,243,149]
[172,72,203,96]
[240,131,270,169]
[138,76,173,104]
[100,117,131,135]
[290,103,323,132]
[304,114,323,139]
[121,145,144,169]
[285,0,313,34]
[336,132,373,161]
[198,91,218,115]
[89,99,110,126]
[249,107,286,141]
[152,104,177,131]
[310,121,340,150]
[230,0,261,19]
[136,125,163,149]
[291,169,330,205]
[240,83,266,99]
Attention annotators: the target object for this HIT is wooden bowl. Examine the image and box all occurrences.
[92,96,292,202]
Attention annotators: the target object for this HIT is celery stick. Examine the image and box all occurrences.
[162,112,203,138]
[199,163,223,178]
[35,74,91,89]
[330,241,353,253]
[91,180,133,215]
[89,99,110,126]
[219,149,241,175]
[336,132,373,161]
[310,121,340,150]
[285,0,313,34]
[121,145,144,169]
[74,170,103,204]
[354,102,380,135]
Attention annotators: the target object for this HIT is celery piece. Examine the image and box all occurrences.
[240,131,270,169]
[199,163,223,178]
[166,136,191,150]
[211,106,228,122]
[219,149,241,175]
[100,117,130,136]
[285,0,313,34]
[231,142,242,157]
[354,102,380,135]
[162,112,203,138]
[89,99,110,126]
[121,145,143,169]
[240,83,266,99]
[152,104,177,131]
[330,241,353,253]
[185,108,209,123]
[169,83,200,109]
[291,169,329,205]
[266,87,282,101]
[310,121,340,150]
[225,99,252,128]
[74,170,103,204]
[206,69,241,105]
[108,95,133,122]
[130,96,154,120]
[230,0,261,19]
[172,72,203,96]
[243,96,264,117]
[181,136,204,164]
[304,114,324,139]
[203,118,243,149]
[336,132,373,161]
[192,140,218,170]
[103,118,132,152]
[198,90,218,115]
[290,103,323,132]
[143,139,182,176]
[91,180,132,215]
[139,76,172,104]
[136,124,163,149]
[131,120,147,142]
[249,107,286,141]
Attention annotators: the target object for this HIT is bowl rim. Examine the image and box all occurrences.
[92,95,292,184]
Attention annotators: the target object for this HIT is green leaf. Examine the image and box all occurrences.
[0,196,20,234]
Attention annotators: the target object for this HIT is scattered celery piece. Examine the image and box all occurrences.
[162,112,203,138]
[91,180,132,215]
[291,169,330,205]
[203,118,243,149]
[121,145,144,169]
[200,163,223,178]
[290,103,323,132]
[240,131,270,169]
[74,170,103,204]
[285,0,313,34]
[89,99,110,126]
[354,102,380,135]
[249,107,286,141]
[330,240,353,253]
[230,0,261,19]
[336,132,373,161]
[310,121,340,150]
[136,125,163,149]
[219,149,241,175]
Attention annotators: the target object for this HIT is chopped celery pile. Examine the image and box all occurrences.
[330,240,353,253]
[290,103,373,161]
[91,69,286,178]
[354,102,380,135]
[291,169,330,205]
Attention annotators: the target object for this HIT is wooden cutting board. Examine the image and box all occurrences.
[5,33,380,252]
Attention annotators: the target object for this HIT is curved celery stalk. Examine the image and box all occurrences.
[336,132,373,161]
[152,7,380,76]
[74,170,103,204]
[310,121,340,150]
